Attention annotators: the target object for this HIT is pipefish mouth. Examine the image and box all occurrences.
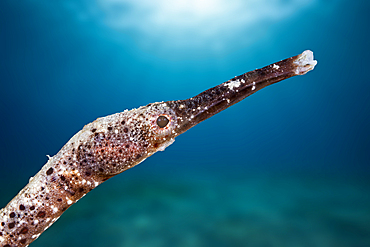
[0,50,317,247]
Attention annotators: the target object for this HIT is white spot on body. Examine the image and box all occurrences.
[67,199,73,205]
[225,79,241,90]
[273,64,280,69]
[252,81,256,90]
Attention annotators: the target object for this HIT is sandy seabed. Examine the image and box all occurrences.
[13,168,367,247]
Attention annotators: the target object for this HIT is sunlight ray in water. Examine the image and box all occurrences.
[71,0,316,51]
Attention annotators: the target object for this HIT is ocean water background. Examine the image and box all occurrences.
[0,0,369,246]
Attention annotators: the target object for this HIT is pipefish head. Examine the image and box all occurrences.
[111,50,317,167]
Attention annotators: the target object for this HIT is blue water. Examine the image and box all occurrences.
[1,0,369,246]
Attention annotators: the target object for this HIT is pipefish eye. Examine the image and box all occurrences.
[156,115,169,128]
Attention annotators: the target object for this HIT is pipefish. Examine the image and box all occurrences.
[0,50,317,247]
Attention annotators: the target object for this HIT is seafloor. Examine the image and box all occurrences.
[2,168,367,247]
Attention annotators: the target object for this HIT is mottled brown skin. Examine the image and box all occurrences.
[0,51,316,247]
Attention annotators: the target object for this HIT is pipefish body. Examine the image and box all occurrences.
[0,50,317,247]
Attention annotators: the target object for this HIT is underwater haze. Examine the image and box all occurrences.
[1,0,370,246]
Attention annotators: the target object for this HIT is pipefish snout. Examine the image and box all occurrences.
[0,50,317,247]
